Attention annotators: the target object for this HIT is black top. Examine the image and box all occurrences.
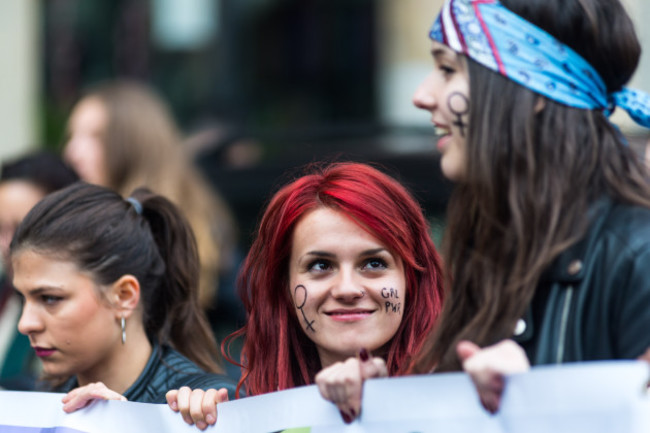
[515,198,650,364]
[58,343,238,403]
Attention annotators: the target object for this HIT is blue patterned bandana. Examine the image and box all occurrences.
[430,0,650,128]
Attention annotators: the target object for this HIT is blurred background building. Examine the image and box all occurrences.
[1,0,649,241]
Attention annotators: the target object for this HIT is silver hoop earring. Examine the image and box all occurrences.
[121,316,126,345]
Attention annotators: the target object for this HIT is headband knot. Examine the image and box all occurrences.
[125,197,143,215]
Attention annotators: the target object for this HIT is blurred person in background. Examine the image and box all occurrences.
[0,151,78,390]
[62,80,239,326]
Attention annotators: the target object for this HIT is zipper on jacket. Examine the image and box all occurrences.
[555,285,574,364]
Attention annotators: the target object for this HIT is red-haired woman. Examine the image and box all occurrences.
[166,162,445,430]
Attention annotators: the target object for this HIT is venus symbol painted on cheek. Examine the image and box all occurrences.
[294,284,316,332]
[448,92,470,137]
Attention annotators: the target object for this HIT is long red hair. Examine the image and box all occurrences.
[224,162,444,396]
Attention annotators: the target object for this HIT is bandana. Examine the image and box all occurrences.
[429,0,650,128]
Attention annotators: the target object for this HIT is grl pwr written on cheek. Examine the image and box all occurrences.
[381,287,401,314]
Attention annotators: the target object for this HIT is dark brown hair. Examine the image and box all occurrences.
[414,0,650,372]
[1,151,78,193]
[10,182,222,374]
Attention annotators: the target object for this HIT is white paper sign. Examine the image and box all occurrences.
[0,361,648,433]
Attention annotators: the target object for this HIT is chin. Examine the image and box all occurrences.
[440,164,464,182]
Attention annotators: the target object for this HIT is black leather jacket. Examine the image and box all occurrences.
[58,343,238,403]
[515,198,650,364]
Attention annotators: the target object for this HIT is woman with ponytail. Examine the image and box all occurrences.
[10,182,236,411]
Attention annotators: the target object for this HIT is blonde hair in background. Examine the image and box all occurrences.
[70,80,236,308]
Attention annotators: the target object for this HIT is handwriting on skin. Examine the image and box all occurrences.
[381,287,401,313]
[294,284,315,332]
[448,91,470,137]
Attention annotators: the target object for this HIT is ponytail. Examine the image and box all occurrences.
[11,182,221,373]
[132,188,221,372]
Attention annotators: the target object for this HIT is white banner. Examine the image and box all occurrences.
[0,361,648,433]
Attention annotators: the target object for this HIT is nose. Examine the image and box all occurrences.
[412,72,437,111]
[17,301,44,336]
[330,266,365,301]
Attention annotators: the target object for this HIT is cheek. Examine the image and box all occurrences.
[446,92,470,135]
[292,284,317,333]
[58,297,111,338]
[291,283,308,309]
[87,140,106,168]
[377,286,404,317]
[384,270,406,310]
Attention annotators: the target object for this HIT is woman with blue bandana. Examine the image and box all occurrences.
[316,0,650,420]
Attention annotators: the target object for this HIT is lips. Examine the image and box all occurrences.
[325,309,375,322]
[437,134,452,152]
[433,124,451,152]
[33,347,56,358]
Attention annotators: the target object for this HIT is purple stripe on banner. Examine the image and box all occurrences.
[0,425,88,433]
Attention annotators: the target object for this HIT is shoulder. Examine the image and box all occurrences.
[124,344,237,403]
[544,199,650,282]
[598,201,650,253]
[159,346,238,398]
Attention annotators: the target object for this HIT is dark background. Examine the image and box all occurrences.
[41,0,452,245]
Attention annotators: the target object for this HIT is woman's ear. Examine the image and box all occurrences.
[109,275,141,319]
[534,97,546,113]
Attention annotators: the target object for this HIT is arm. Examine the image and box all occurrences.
[457,339,530,414]
[61,382,127,413]
[315,348,388,424]
[166,387,229,431]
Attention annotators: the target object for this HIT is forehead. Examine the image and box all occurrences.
[0,180,45,222]
[432,40,467,65]
[431,40,456,56]
[291,208,383,252]
[69,96,108,129]
[12,249,85,285]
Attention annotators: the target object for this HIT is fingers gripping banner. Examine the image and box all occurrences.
[0,362,648,433]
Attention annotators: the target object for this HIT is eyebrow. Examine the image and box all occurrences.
[304,248,387,258]
[431,47,452,60]
[18,286,62,297]
[304,251,336,258]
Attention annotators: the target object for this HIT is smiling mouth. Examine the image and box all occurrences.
[326,309,375,322]
[434,125,450,137]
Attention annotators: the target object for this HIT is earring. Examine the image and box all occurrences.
[121,316,126,345]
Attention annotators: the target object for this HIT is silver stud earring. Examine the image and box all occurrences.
[121,316,126,345]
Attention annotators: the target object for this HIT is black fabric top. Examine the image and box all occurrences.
[515,197,650,364]
[58,343,237,403]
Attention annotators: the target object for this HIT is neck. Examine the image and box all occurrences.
[317,351,349,370]
[317,344,390,370]
[76,324,153,394]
